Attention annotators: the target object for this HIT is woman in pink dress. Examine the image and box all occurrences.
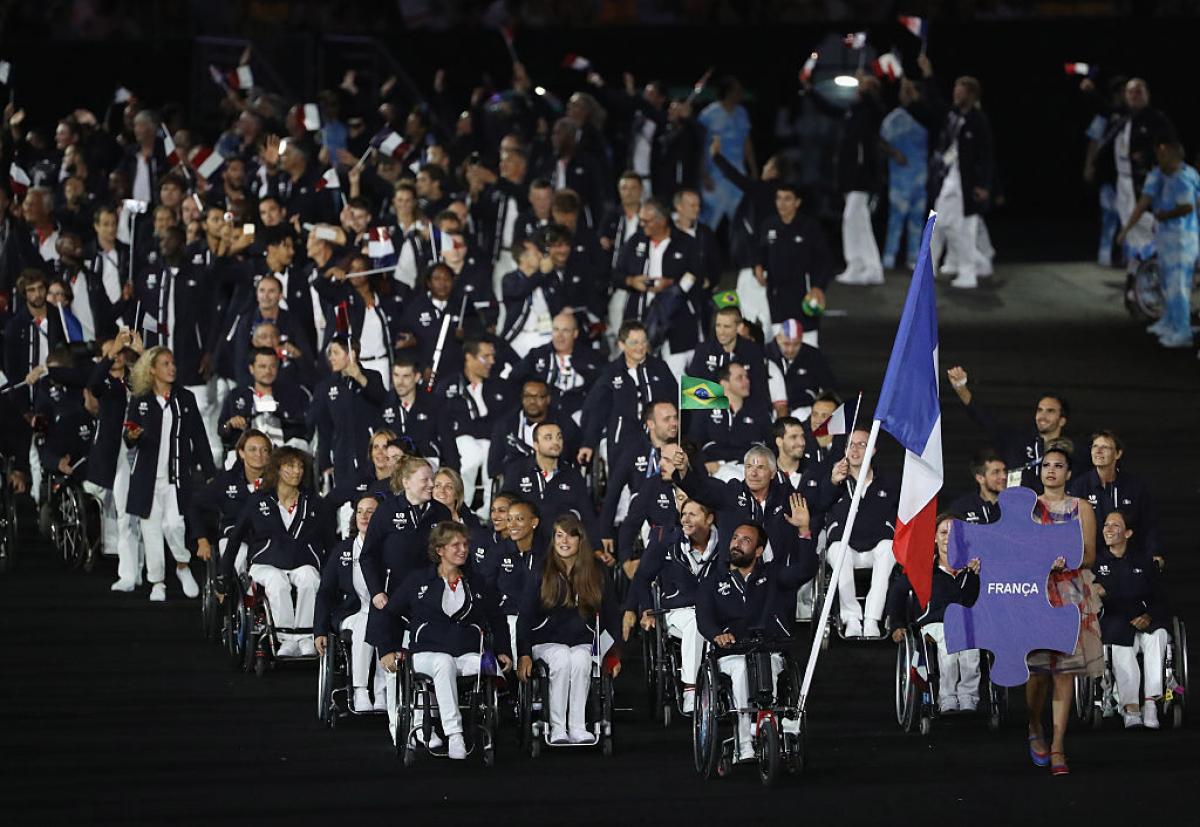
[1025,445,1101,776]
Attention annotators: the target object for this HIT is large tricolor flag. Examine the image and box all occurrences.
[873,214,941,607]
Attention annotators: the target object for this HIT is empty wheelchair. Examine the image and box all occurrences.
[692,640,807,786]
[894,625,1008,736]
[640,583,685,727]
[1075,617,1189,729]
[393,629,501,767]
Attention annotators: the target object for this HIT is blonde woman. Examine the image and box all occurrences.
[123,347,217,602]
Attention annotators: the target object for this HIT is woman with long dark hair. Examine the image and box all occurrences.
[516,515,622,744]
[218,446,329,658]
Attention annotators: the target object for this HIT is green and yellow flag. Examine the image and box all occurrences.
[713,290,740,309]
[680,375,729,410]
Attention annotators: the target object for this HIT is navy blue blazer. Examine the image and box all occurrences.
[306,369,387,482]
[84,358,128,489]
[516,561,623,660]
[220,490,330,581]
[359,497,453,599]
[626,526,723,614]
[314,536,366,638]
[123,387,216,519]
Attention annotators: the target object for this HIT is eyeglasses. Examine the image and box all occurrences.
[848,441,869,449]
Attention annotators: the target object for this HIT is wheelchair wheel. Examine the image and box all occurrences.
[813,556,831,651]
[225,597,245,670]
[1072,674,1092,722]
[81,493,102,572]
[0,484,16,573]
[692,660,719,779]
[1127,257,1164,321]
[1173,618,1189,726]
[756,717,781,787]
[641,627,658,721]
[57,484,86,570]
[317,641,335,724]
[589,452,607,512]
[394,670,413,760]
[600,672,615,757]
[895,630,918,732]
[201,555,221,643]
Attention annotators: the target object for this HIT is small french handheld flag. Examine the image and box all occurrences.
[1064,62,1097,78]
[873,52,904,81]
[800,51,819,83]
[315,167,340,192]
[562,54,592,71]
[811,401,848,437]
[368,226,394,258]
[844,31,867,50]
[301,103,321,132]
[231,65,254,90]
[370,127,411,160]
[8,162,30,197]
[192,146,226,181]
[898,15,927,39]
[161,125,180,166]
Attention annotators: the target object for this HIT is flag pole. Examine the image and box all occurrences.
[798,417,882,711]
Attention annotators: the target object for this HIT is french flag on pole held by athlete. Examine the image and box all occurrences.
[811,400,849,438]
[872,51,904,80]
[8,162,30,197]
[370,127,411,160]
[368,226,394,258]
[843,31,867,50]
[161,125,180,166]
[873,213,942,608]
[800,52,819,84]
[191,146,225,181]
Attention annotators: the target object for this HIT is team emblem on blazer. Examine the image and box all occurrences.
[656,493,670,509]
[767,229,777,242]
[673,251,682,259]
[328,386,339,400]
[138,401,149,414]
[501,558,514,573]
[258,500,272,516]
[636,242,646,255]
[146,273,158,289]
[717,581,731,596]
[225,484,239,497]
[382,409,396,423]
[611,375,623,389]
[634,456,648,472]
[392,511,409,530]
[1097,564,1110,576]
[417,585,428,599]
[519,478,533,493]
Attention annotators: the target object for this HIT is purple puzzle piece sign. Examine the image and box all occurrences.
[944,487,1084,687]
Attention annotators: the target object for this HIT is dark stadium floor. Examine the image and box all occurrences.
[3,261,1199,825]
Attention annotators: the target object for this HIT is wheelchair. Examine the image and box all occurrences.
[517,627,616,757]
[316,628,386,728]
[692,639,807,786]
[224,573,318,677]
[1074,617,1189,730]
[894,625,1008,736]
[201,545,223,643]
[0,454,20,573]
[393,630,501,767]
[41,471,102,572]
[640,583,685,727]
[809,543,890,646]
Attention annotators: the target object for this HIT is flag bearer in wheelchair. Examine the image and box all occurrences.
[1093,510,1170,729]
[217,446,329,657]
[375,521,512,759]
[516,514,623,745]
[886,513,982,713]
[695,494,818,762]
[623,498,719,714]
[315,494,387,713]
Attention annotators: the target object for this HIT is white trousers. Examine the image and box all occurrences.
[711,462,744,483]
[341,610,387,695]
[249,563,320,643]
[28,442,42,505]
[832,539,895,624]
[719,652,784,754]
[455,435,492,520]
[735,268,772,332]
[492,252,516,310]
[841,191,883,281]
[84,447,139,582]
[1112,628,1169,706]
[607,288,628,350]
[217,538,248,576]
[533,642,592,735]
[1115,174,1155,267]
[923,622,981,706]
[666,607,703,686]
[411,651,481,737]
[141,479,188,585]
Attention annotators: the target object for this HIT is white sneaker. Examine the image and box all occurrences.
[111,578,136,592]
[372,687,387,712]
[1142,701,1160,729]
[416,728,445,750]
[568,728,594,744]
[950,275,978,289]
[1146,319,1168,336]
[835,271,865,286]
[149,583,167,602]
[549,728,570,745]
[858,272,885,285]
[940,697,959,713]
[447,733,467,759]
[277,639,302,657]
[958,696,978,713]
[297,638,317,657]
[353,688,372,712]
[1123,711,1144,729]
[843,618,863,638]
[863,619,882,638]
[682,686,695,714]
[737,739,756,762]
[939,264,959,277]
[1158,332,1195,349]
[175,566,199,598]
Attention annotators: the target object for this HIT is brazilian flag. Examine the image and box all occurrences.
[713,290,740,309]
[680,375,729,410]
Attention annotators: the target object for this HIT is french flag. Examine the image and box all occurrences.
[800,51,819,84]
[874,214,942,608]
[161,125,180,166]
[1064,62,1096,77]
[315,167,340,192]
[872,52,904,80]
[898,15,927,39]
[8,162,30,197]
[562,54,592,71]
[192,146,225,181]
[367,226,394,258]
[370,127,411,160]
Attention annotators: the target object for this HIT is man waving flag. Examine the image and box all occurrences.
[874,213,942,607]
